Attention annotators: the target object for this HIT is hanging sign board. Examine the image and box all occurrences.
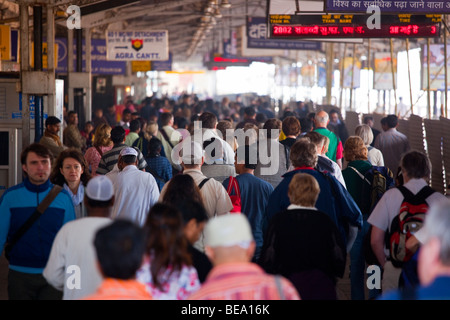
[106,30,169,61]
[325,0,450,14]
[0,25,11,61]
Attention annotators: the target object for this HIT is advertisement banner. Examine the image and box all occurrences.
[342,56,361,88]
[421,44,450,91]
[301,64,316,87]
[106,30,169,61]
[374,52,397,90]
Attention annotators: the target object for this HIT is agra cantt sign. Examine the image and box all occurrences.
[106,30,169,61]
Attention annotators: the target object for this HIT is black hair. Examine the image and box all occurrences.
[256,113,267,124]
[129,119,141,132]
[363,116,374,124]
[110,126,126,144]
[45,116,61,127]
[94,220,146,280]
[147,137,163,157]
[174,199,208,225]
[386,114,398,128]
[299,117,313,133]
[174,116,189,129]
[244,106,256,117]
[121,154,137,164]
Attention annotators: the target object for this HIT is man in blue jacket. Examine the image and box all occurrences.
[0,143,76,300]
[265,138,362,251]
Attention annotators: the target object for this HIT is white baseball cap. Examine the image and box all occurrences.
[120,147,138,157]
[85,175,114,201]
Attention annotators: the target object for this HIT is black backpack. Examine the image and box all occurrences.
[349,165,394,266]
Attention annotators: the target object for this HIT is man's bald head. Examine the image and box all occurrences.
[314,110,329,127]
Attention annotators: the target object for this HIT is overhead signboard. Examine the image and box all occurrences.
[247,17,321,51]
[131,61,151,73]
[106,30,169,61]
[55,38,126,75]
[267,1,364,43]
[325,0,450,14]
[268,14,441,39]
[0,25,11,61]
[151,52,173,71]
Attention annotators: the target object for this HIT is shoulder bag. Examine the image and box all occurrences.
[226,176,242,214]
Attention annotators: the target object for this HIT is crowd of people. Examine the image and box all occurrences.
[1,92,450,301]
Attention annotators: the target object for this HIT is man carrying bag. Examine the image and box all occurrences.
[0,143,76,300]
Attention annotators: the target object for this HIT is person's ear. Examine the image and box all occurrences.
[205,246,215,263]
[246,241,256,261]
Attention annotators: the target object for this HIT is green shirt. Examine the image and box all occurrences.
[314,127,340,162]
[342,160,373,215]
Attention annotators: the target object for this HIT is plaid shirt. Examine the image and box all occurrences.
[145,156,173,191]
[96,144,147,175]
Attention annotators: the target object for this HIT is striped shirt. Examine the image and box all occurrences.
[96,143,147,175]
[187,263,300,300]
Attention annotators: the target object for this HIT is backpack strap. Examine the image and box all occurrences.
[348,166,371,185]
[198,178,211,190]
[160,129,175,149]
[227,176,240,198]
[95,146,103,157]
[284,145,290,171]
[397,185,415,201]
[415,185,436,202]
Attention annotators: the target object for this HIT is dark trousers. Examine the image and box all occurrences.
[8,269,62,300]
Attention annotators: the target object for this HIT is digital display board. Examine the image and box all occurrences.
[268,14,441,39]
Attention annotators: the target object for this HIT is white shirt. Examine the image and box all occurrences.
[159,168,232,219]
[287,204,317,211]
[321,154,347,189]
[43,217,112,300]
[156,125,182,171]
[105,164,120,185]
[368,178,448,256]
[367,146,385,167]
[159,168,233,252]
[111,165,160,226]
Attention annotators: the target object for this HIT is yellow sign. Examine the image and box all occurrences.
[131,61,151,73]
[0,25,11,60]
[30,42,58,69]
